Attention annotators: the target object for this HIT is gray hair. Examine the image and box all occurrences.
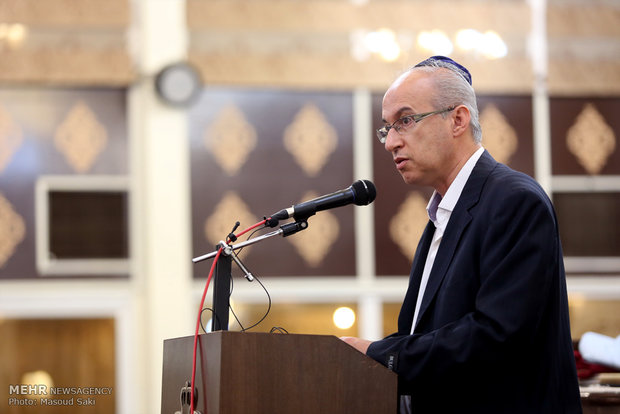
[409,61,482,143]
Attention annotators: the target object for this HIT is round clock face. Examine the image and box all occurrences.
[155,62,202,106]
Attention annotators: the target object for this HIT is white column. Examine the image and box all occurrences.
[353,88,383,340]
[353,88,376,284]
[129,1,193,413]
[529,0,552,194]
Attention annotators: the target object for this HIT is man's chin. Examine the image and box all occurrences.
[399,172,418,186]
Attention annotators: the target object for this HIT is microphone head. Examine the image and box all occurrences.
[351,180,376,206]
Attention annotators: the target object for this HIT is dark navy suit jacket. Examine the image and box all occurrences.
[367,151,582,413]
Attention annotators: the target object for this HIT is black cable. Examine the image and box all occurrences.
[223,224,273,332]
[240,274,271,332]
[199,307,221,333]
[229,305,244,331]
[228,273,245,331]
[269,326,289,334]
[235,226,268,256]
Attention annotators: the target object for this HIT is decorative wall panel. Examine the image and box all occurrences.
[477,95,534,177]
[205,104,257,176]
[372,93,534,275]
[190,88,355,278]
[554,192,620,259]
[0,103,23,174]
[0,193,26,268]
[54,101,108,173]
[0,89,128,279]
[551,97,620,175]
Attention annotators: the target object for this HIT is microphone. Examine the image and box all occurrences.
[267,180,376,226]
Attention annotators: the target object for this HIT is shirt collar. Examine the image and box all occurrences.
[427,147,485,224]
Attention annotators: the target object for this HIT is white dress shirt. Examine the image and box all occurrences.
[410,147,484,333]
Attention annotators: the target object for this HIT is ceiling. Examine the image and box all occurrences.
[0,0,619,95]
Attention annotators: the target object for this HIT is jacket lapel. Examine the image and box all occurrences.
[398,219,435,333]
[414,151,497,329]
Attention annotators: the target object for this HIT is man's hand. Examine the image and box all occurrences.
[340,336,372,354]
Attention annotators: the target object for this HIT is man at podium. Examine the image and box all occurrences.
[341,56,582,413]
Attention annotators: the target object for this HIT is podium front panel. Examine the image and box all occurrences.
[162,331,397,414]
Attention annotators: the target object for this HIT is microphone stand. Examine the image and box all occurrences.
[192,219,309,332]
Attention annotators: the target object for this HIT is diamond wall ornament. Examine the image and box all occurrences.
[479,104,518,164]
[283,104,337,177]
[567,103,616,175]
[0,193,25,268]
[205,104,257,176]
[204,192,257,247]
[54,101,108,173]
[286,191,340,267]
[0,104,23,174]
[389,192,428,261]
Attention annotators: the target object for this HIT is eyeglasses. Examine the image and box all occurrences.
[376,106,455,143]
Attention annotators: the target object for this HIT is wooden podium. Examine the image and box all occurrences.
[161,331,397,414]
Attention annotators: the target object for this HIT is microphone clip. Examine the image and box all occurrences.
[281,219,308,237]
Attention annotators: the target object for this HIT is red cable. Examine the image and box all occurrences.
[189,218,267,414]
[190,246,221,414]
[234,219,267,239]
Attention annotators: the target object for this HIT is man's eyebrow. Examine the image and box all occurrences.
[382,106,413,124]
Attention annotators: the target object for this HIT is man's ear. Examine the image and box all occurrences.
[452,105,471,138]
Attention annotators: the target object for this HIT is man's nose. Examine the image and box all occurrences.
[384,129,402,152]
